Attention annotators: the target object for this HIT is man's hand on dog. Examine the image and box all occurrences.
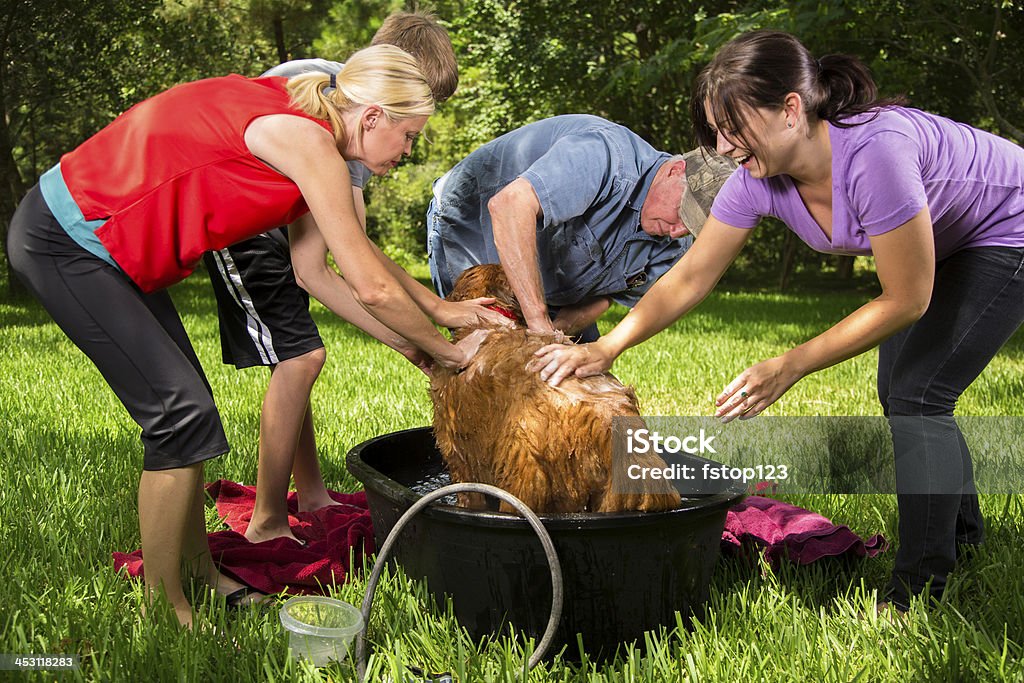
[435,298,515,329]
[529,339,614,387]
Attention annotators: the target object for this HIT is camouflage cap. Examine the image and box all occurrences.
[678,149,737,236]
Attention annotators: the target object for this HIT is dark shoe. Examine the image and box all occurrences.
[223,586,271,611]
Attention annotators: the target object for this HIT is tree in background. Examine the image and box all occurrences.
[429,0,1021,289]
[0,0,322,297]
[4,1,1021,298]
[248,0,335,62]
[1,0,157,295]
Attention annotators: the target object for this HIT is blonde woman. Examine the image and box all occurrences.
[202,12,508,546]
[8,45,486,627]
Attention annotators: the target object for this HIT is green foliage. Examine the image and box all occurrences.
[3,0,1022,298]
[365,157,443,266]
[445,0,715,150]
[849,0,1023,142]
[314,0,403,61]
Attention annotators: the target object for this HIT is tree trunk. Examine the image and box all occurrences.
[273,15,287,63]
[779,230,797,291]
[836,255,855,280]
[0,79,29,300]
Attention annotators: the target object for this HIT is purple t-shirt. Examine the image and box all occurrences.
[711,107,1024,259]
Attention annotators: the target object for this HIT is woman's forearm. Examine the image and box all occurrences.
[786,294,926,377]
[602,221,749,357]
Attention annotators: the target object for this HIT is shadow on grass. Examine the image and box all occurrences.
[0,298,53,328]
[601,289,870,325]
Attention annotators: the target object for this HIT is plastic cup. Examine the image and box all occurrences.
[279,596,364,667]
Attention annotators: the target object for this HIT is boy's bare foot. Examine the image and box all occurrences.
[298,493,343,513]
[243,519,300,544]
[874,600,910,624]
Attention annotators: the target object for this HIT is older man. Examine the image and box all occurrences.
[427,114,735,340]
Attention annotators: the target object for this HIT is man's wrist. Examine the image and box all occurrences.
[523,307,553,330]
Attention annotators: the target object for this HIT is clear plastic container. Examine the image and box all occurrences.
[279,596,364,666]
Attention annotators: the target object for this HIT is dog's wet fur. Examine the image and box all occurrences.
[430,264,681,514]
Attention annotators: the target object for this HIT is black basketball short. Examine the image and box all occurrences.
[203,228,324,369]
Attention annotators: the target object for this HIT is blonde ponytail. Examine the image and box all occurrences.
[286,44,434,145]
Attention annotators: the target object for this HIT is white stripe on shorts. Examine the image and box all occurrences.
[211,248,279,365]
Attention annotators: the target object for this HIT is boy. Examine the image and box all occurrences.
[204,12,500,543]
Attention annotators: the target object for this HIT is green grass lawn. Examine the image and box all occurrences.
[1,267,1023,681]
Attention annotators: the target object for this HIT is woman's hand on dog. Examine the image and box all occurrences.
[396,345,435,376]
[435,298,515,329]
[529,339,614,387]
[448,328,492,369]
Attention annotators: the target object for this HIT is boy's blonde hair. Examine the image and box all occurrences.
[286,44,434,145]
[372,11,458,103]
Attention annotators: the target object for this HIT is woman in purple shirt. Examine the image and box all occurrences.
[533,30,1024,613]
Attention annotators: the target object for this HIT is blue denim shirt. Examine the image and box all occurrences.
[428,115,691,307]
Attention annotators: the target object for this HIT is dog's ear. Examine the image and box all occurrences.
[447,267,477,302]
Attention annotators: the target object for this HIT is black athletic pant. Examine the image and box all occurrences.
[8,185,229,470]
[877,246,1024,608]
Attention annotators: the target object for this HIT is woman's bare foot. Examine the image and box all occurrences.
[175,605,194,628]
[141,593,194,628]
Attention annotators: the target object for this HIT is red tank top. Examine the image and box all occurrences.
[59,75,333,292]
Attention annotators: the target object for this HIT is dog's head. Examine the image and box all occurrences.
[447,264,524,327]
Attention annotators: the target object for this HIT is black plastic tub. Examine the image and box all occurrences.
[346,427,745,656]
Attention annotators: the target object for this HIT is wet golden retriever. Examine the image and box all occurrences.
[430,264,681,514]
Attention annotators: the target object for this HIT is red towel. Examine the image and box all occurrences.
[112,480,374,595]
[722,495,888,565]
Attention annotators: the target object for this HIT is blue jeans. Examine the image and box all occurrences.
[877,246,1024,608]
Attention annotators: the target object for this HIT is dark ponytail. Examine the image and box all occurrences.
[693,30,906,149]
[816,53,905,126]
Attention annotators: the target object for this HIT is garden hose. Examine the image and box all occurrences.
[355,483,564,681]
